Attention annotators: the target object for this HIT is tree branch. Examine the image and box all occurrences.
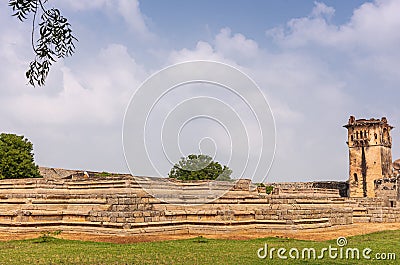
[9,0,77,86]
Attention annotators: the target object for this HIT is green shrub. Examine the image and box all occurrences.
[168,154,232,181]
[265,185,274,194]
[97,171,112,177]
[0,133,41,179]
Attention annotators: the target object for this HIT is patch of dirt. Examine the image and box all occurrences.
[1,223,400,243]
[223,223,400,242]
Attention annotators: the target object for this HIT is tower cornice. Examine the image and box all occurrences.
[344,116,394,129]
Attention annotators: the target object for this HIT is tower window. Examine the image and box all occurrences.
[374,133,377,140]
[354,173,358,182]
[351,135,354,141]
[383,128,389,142]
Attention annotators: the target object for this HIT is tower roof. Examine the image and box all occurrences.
[344,116,394,129]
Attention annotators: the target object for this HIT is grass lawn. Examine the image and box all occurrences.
[0,230,399,264]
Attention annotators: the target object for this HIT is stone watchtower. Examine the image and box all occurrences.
[344,116,393,197]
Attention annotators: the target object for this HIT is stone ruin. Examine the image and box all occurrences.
[344,116,400,206]
[0,116,399,238]
[0,168,398,238]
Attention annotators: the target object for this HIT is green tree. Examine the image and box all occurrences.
[9,0,77,86]
[0,133,41,179]
[168,154,232,181]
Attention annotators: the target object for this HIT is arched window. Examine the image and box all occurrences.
[356,131,359,139]
[354,173,358,182]
[351,135,354,141]
[374,133,377,140]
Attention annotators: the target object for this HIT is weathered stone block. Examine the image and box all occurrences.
[135,217,145,223]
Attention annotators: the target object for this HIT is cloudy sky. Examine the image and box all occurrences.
[2,0,400,183]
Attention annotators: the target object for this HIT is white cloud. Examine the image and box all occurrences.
[0,27,146,172]
[214,28,260,59]
[3,0,400,182]
[116,0,154,39]
[3,44,145,127]
[168,27,260,65]
[58,0,108,10]
[311,1,335,19]
[268,0,400,53]
[345,0,400,51]
[58,0,154,39]
[260,0,400,181]
[167,1,400,181]
[168,41,224,63]
[167,21,352,179]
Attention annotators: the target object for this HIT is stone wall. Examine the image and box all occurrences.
[374,177,397,206]
[0,176,398,237]
[38,167,79,179]
[266,181,348,197]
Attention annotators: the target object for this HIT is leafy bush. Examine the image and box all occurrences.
[265,185,274,194]
[35,230,62,243]
[96,171,112,177]
[0,133,41,179]
[168,154,232,181]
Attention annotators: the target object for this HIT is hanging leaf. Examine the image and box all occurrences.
[9,0,77,86]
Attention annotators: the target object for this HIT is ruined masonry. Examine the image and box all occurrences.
[344,116,399,204]
[0,116,399,237]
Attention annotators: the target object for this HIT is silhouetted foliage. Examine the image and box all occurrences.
[9,0,77,86]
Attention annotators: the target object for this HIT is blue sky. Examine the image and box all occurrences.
[1,0,399,183]
[140,1,371,43]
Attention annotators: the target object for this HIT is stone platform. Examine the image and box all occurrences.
[0,173,399,238]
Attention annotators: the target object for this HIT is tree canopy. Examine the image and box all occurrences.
[9,0,77,86]
[0,133,41,179]
[168,154,232,181]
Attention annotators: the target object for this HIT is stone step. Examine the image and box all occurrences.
[353,216,371,223]
[292,218,330,224]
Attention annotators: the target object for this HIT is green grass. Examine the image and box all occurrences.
[94,171,112,177]
[0,231,399,264]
